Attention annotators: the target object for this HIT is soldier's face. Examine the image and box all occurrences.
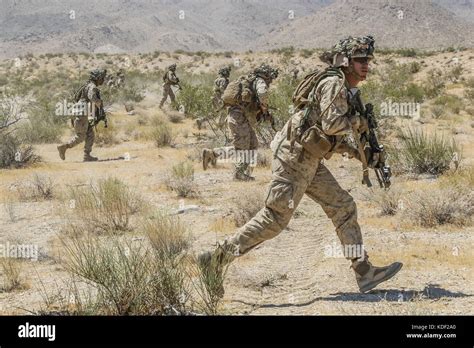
[96,78,105,86]
[351,57,371,80]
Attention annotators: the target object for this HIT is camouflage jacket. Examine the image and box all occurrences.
[77,81,102,118]
[271,73,361,177]
[214,76,229,95]
[243,76,269,126]
[164,70,179,85]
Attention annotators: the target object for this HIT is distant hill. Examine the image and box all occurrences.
[0,0,472,58]
[255,0,474,50]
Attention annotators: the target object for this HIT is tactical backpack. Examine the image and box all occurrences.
[292,68,344,110]
[284,67,346,162]
[222,75,256,106]
[73,83,88,103]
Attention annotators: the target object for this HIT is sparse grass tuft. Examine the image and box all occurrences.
[67,177,143,233]
[0,258,28,292]
[368,188,402,216]
[15,174,55,201]
[165,161,198,198]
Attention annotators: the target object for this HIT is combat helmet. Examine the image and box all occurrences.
[219,66,231,77]
[89,68,107,81]
[254,64,279,80]
[320,35,375,67]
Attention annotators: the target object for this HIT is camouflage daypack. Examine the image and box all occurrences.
[222,75,256,106]
[73,83,88,103]
[285,67,346,161]
[292,68,344,110]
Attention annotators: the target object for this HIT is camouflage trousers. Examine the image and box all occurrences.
[159,84,176,107]
[220,106,258,178]
[64,116,95,154]
[224,156,363,258]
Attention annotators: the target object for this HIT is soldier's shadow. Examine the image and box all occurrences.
[326,284,471,303]
[96,155,138,162]
[251,284,471,309]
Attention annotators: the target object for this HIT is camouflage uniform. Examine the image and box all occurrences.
[224,75,360,256]
[203,65,278,181]
[57,69,107,162]
[213,67,231,128]
[159,64,179,108]
[212,68,230,109]
[200,36,402,295]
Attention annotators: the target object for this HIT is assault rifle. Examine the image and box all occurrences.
[349,90,391,189]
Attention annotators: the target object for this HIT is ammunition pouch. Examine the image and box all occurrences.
[299,125,334,160]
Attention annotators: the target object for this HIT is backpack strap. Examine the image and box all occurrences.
[289,68,346,157]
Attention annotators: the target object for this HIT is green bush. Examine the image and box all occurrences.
[390,128,459,175]
[433,95,463,114]
[409,62,421,74]
[175,73,214,119]
[61,211,228,315]
[422,69,445,98]
[150,121,174,147]
[361,64,425,116]
[299,48,314,59]
[61,228,191,315]
[398,48,417,57]
[269,75,297,127]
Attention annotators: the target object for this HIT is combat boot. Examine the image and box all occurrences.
[202,149,216,170]
[233,163,255,181]
[197,242,237,299]
[83,153,98,162]
[352,256,403,293]
[233,171,255,181]
[57,144,68,160]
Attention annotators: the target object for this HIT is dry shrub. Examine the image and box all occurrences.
[231,186,265,227]
[165,161,198,198]
[15,174,54,201]
[404,185,473,227]
[67,177,143,233]
[0,258,28,292]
